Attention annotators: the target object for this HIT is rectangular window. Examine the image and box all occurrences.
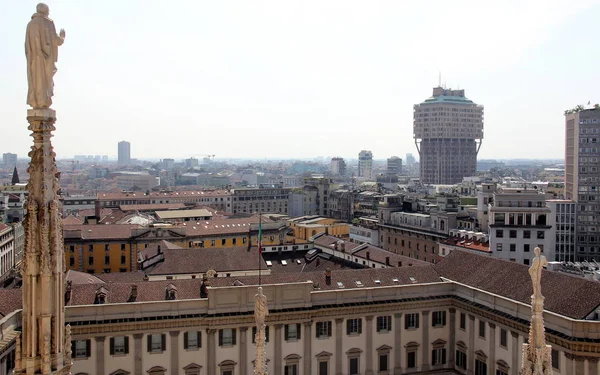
[496,244,502,251]
[219,328,236,346]
[211,240,216,246]
[73,340,90,358]
[500,329,507,347]
[407,351,417,368]
[509,230,517,238]
[147,334,165,353]
[551,349,560,369]
[497,369,508,375]
[524,244,530,252]
[88,256,94,265]
[475,359,487,375]
[432,311,446,327]
[496,230,504,238]
[285,323,301,341]
[456,350,467,369]
[523,230,531,239]
[184,331,201,349]
[69,257,75,267]
[221,239,226,246]
[120,255,126,265]
[479,320,486,338]
[378,354,389,372]
[110,336,129,355]
[405,313,419,329]
[349,357,359,375]
[318,361,328,375]
[121,243,126,250]
[104,244,110,251]
[104,255,110,265]
[376,316,392,332]
[316,321,332,338]
[494,213,505,224]
[346,318,362,335]
[432,348,447,365]
[88,244,93,252]
[460,313,466,330]
[232,238,237,245]
[284,364,298,375]
[510,244,516,252]
[243,237,247,244]
[537,231,545,239]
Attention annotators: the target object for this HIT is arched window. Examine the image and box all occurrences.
[147,366,166,375]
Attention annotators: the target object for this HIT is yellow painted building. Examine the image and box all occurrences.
[63,218,287,273]
[287,216,349,241]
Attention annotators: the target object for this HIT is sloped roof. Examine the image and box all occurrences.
[435,250,600,319]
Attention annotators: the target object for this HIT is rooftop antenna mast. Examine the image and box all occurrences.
[438,71,442,87]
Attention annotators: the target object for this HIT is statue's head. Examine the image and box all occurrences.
[36,3,49,16]
[534,247,541,256]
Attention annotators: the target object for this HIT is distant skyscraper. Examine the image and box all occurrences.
[386,156,402,175]
[118,141,131,165]
[358,150,373,179]
[565,108,600,261]
[2,153,17,169]
[330,157,346,176]
[405,153,416,165]
[414,87,484,184]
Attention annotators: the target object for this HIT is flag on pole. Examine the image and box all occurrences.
[258,216,263,254]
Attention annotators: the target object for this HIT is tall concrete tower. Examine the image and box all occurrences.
[414,87,484,184]
[565,108,600,261]
[118,141,131,165]
[358,150,373,180]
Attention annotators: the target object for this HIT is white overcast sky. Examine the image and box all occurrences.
[1,0,599,161]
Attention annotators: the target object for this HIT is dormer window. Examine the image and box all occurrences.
[166,284,177,300]
[94,287,108,304]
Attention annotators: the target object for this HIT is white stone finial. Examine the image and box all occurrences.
[253,286,269,375]
[521,247,553,375]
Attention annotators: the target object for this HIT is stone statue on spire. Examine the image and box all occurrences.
[521,247,553,375]
[253,286,269,375]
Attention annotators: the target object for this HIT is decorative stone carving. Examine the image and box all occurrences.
[521,247,553,375]
[254,286,269,375]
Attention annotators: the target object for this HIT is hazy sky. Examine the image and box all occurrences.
[1,0,599,161]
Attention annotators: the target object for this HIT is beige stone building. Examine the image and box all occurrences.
[2,250,600,375]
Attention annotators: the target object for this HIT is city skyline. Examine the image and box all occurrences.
[1,1,599,160]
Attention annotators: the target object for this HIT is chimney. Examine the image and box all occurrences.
[200,279,208,298]
[385,256,390,266]
[316,258,320,266]
[94,199,101,219]
[334,242,338,250]
[366,251,370,260]
[325,268,332,286]
[398,261,402,267]
[341,242,345,252]
[157,245,162,254]
[128,285,138,302]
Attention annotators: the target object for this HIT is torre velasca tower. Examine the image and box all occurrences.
[414,87,484,184]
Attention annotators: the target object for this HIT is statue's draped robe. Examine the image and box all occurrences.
[25,13,62,108]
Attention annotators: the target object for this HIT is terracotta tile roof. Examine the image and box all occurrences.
[63,224,139,240]
[440,238,491,253]
[313,235,362,252]
[76,208,115,219]
[144,246,267,276]
[435,250,600,319]
[0,289,21,317]
[0,223,10,232]
[96,271,148,284]
[140,240,183,259]
[179,216,272,237]
[62,215,84,225]
[352,244,429,266]
[68,279,203,305]
[66,270,105,285]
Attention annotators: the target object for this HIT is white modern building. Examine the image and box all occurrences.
[547,199,576,262]
[330,157,347,176]
[488,188,553,265]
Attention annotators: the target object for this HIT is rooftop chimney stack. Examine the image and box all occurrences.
[385,256,390,266]
[325,268,332,285]
[366,251,371,260]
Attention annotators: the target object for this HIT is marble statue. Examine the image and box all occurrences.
[529,247,548,299]
[25,3,65,109]
[254,286,268,327]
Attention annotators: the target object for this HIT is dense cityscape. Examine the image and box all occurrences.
[1,2,600,375]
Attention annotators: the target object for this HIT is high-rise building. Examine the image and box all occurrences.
[2,153,17,169]
[405,153,416,165]
[330,157,346,176]
[565,108,600,261]
[547,199,576,262]
[414,87,484,184]
[358,150,373,180]
[386,156,402,175]
[118,140,131,165]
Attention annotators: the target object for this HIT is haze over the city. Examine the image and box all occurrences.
[1,0,599,160]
